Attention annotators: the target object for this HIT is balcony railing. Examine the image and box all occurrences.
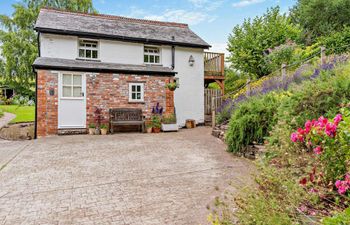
[204,52,225,77]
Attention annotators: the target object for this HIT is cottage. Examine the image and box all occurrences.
[33,8,224,137]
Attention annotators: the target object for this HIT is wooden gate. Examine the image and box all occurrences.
[204,89,223,115]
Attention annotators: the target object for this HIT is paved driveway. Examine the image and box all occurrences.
[0,127,254,225]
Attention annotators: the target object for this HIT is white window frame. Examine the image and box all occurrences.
[144,46,161,65]
[60,73,84,99]
[128,83,144,102]
[78,39,99,60]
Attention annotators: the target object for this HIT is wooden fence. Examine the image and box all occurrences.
[204,89,223,115]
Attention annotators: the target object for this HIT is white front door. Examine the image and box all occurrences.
[58,72,86,129]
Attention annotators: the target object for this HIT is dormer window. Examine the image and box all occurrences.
[144,46,160,64]
[78,39,99,60]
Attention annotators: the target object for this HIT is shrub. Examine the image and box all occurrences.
[291,107,350,183]
[151,115,161,129]
[322,207,350,225]
[225,92,280,153]
[269,64,350,146]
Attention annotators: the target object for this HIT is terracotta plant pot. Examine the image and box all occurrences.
[153,127,161,133]
[146,127,153,133]
[168,86,176,91]
[101,128,108,135]
[95,128,100,135]
[89,128,95,135]
[185,119,196,129]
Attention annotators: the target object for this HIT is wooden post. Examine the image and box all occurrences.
[246,79,251,96]
[211,96,216,128]
[321,46,326,65]
[281,63,287,83]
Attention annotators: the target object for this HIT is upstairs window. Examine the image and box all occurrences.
[78,39,98,60]
[144,46,160,64]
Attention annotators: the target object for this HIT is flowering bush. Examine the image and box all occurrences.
[291,106,350,185]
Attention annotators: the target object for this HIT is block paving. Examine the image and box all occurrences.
[0,127,254,225]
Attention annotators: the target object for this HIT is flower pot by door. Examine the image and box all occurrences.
[101,129,108,135]
[89,128,95,135]
[146,127,153,133]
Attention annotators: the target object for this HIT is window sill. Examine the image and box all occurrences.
[76,58,101,62]
[144,63,163,66]
[128,101,145,104]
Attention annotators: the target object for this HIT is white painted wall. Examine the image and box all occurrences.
[174,47,204,126]
[40,34,205,126]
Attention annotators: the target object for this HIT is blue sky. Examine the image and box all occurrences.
[0,0,296,54]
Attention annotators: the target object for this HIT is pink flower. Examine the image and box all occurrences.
[318,116,328,127]
[304,120,312,133]
[338,185,348,195]
[334,114,342,126]
[290,132,298,142]
[313,146,322,155]
[325,122,337,137]
[335,180,342,188]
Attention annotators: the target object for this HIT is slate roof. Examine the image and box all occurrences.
[33,57,176,75]
[35,8,211,48]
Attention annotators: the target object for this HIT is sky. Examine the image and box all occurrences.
[0,0,296,55]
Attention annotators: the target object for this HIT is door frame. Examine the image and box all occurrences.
[57,71,87,129]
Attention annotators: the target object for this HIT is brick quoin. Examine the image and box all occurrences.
[36,70,175,137]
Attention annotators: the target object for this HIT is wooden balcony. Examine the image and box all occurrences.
[204,52,225,91]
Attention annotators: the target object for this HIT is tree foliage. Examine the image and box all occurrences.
[0,0,96,97]
[227,7,301,79]
[291,0,350,44]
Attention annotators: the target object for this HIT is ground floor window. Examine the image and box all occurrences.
[62,74,83,98]
[129,83,144,102]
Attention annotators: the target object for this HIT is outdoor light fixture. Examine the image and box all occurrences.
[189,55,195,66]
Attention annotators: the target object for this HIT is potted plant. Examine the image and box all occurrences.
[146,123,153,133]
[161,113,178,132]
[165,82,177,91]
[100,124,108,135]
[94,107,103,135]
[151,115,162,133]
[88,123,95,135]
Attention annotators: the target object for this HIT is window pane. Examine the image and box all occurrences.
[136,93,141,99]
[132,93,136,99]
[132,85,136,92]
[73,87,82,97]
[73,75,82,85]
[79,49,85,58]
[144,55,148,63]
[136,85,141,92]
[79,41,84,47]
[150,55,154,63]
[63,86,72,97]
[62,74,72,85]
[155,56,160,63]
[92,50,98,59]
[86,50,91,58]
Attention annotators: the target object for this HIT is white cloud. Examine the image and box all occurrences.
[188,0,224,11]
[144,9,215,26]
[232,0,265,8]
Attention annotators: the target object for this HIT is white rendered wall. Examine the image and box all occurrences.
[174,47,204,126]
[40,34,205,126]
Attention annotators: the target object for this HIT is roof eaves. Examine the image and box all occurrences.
[34,27,211,49]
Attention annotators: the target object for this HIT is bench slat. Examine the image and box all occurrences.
[109,108,145,133]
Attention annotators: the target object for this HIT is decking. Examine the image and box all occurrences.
[204,52,225,92]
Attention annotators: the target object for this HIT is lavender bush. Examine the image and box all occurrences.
[216,54,350,124]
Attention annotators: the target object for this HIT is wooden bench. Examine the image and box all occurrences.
[109,108,145,133]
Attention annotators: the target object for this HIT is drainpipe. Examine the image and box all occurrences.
[34,32,41,139]
[171,45,175,69]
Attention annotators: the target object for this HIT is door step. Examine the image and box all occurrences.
[58,128,87,135]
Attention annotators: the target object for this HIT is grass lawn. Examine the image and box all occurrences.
[0,105,35,123]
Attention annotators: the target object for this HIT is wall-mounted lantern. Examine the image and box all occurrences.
[189,55,195,66]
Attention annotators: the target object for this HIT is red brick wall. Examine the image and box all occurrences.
[86,73,174,125]
[36,70,174,137]
[36,70,58,137]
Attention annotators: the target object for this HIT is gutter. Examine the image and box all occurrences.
[171,45,175,69]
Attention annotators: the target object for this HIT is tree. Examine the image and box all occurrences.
[0,0,96,98]
[291,0,350,44]
[227,7,301,79]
